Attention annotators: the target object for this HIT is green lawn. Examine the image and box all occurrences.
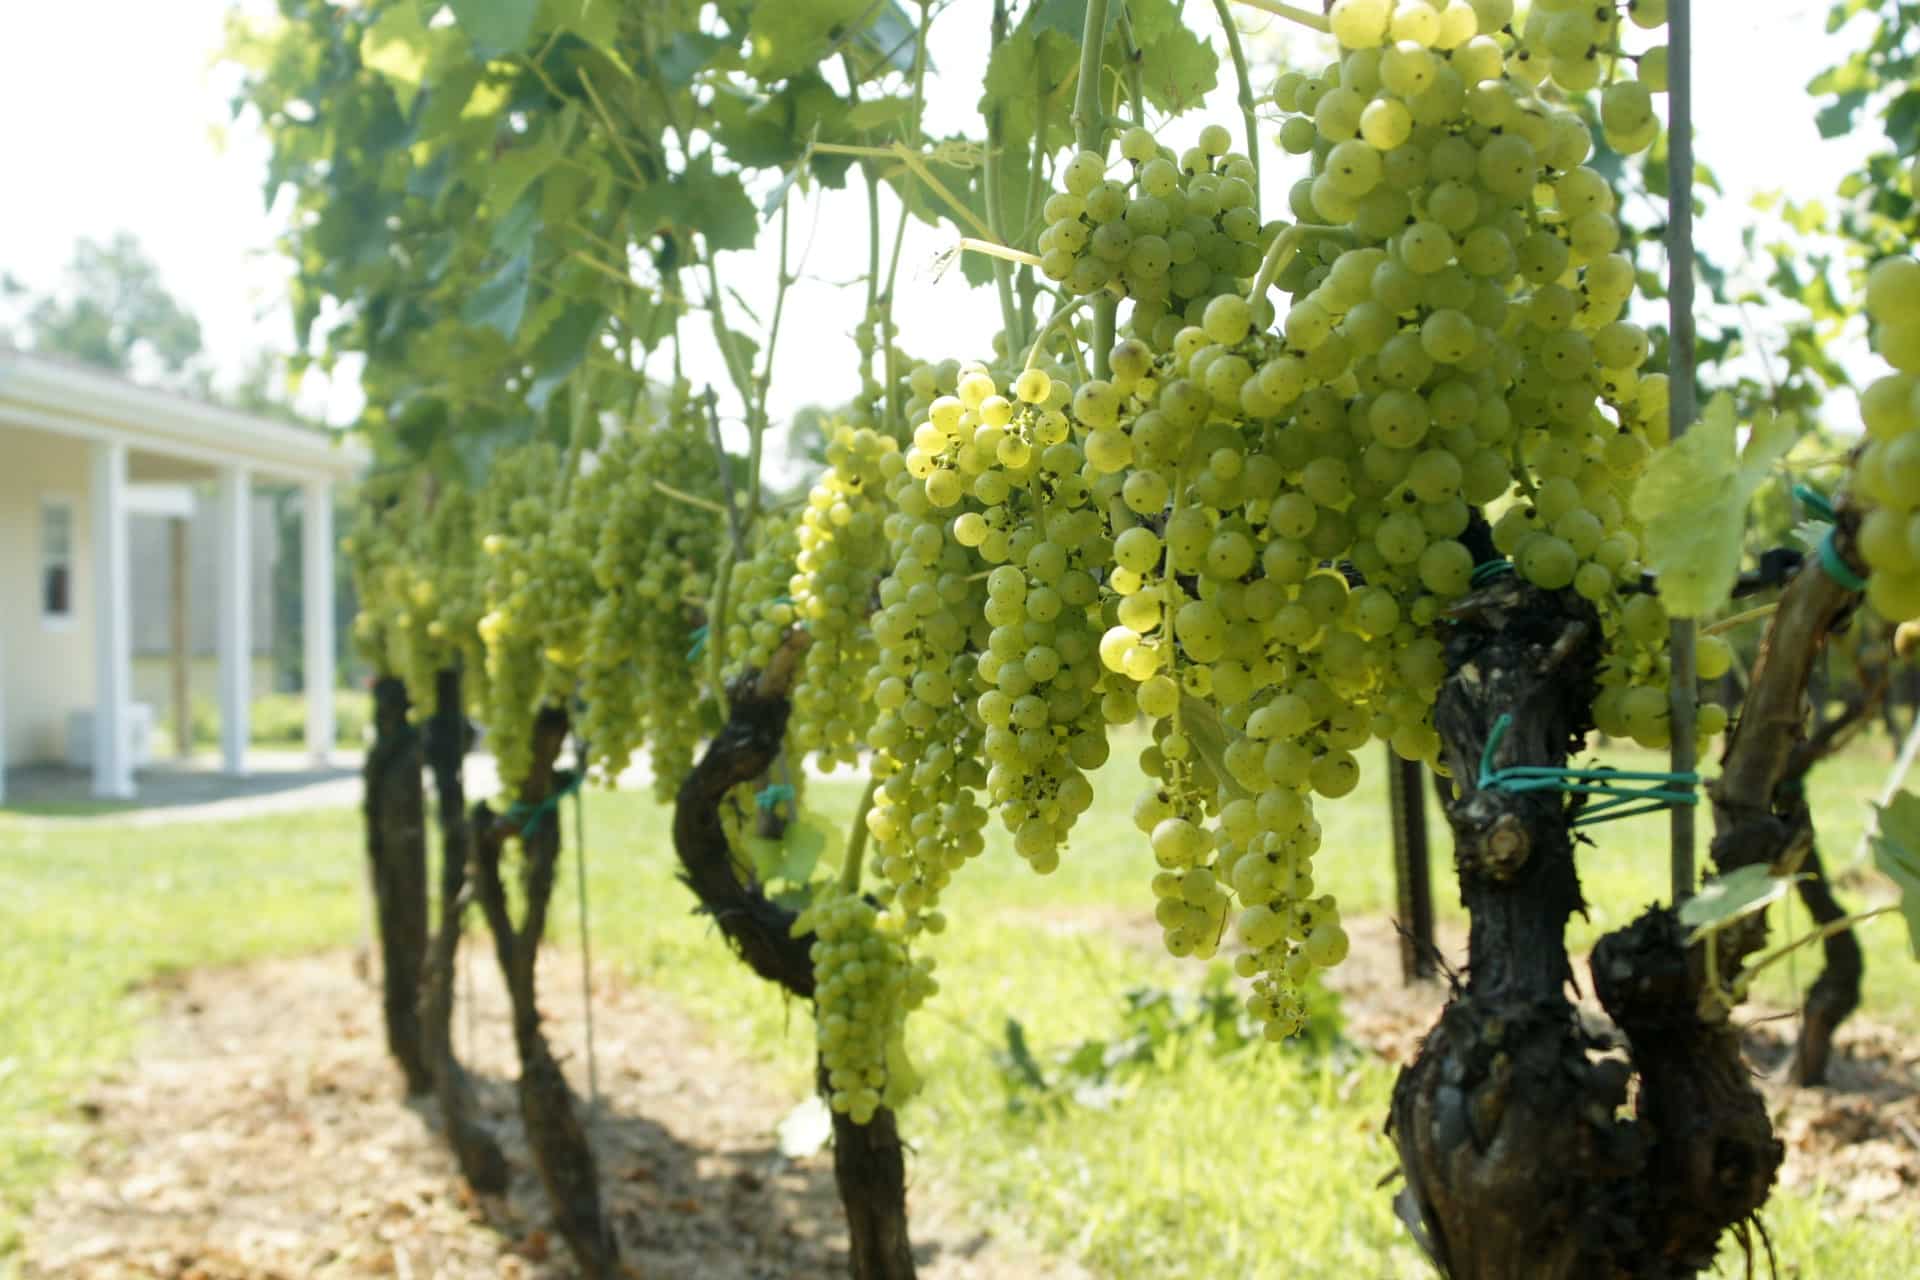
[2,730,1914,1276]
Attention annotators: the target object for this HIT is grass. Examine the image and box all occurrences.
[1,730,1914,1277]
[0,809,364,1260]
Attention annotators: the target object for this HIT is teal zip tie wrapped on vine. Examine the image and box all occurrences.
[756,782,796,812]
[1470,559,1515,587]
[1477,714,1699,827]
[687,623,709,660]
[1791,483,1867,591]
[505,769,584,838]
[1817,531,1868,592]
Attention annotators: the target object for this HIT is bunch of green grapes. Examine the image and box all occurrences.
[578,398,728,795]
[1337,0,1669,152]
[784,424,900,770]
[1855,255,1920,622]
[475,442,573,793]
[1039,125,1271,348]
[1031,0,1677,1033]
[344,477,415,678]
[795,887,937,1124]
[725,519,803,675]
[862,409,994,920]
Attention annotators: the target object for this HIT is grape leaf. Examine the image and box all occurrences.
[1631,395,1799,618]
[1678,863,1804,942]
[746,0,869,82]
[359,1,432,115]
[463,250,532,339]
[744,807,831,885]
[448,0,541,56]
[1868,790,1920,959]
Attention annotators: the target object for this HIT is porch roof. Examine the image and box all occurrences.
[0,348,367,483]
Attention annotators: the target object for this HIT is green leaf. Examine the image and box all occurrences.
[745,807,831,885]
[462,250,532,339]
[359,1,432,115]
[1124,0,1219,114]
[1869,790,1920,959]
[747,0,870,81]
[526,301,606,410]
[1180,694,1250,800]
[1679,863,1804,941]
[448,0,541,56]
[1631,395,1799,617]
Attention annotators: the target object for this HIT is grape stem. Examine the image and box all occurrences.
[986,0,1025,348]
[839,773,884,895]
[1023,289,1095,370]
[651,476,730,520]
[814,141,1001,243]
[700,389,746,556]
[1071,0,1117,379]
[1244,223,1302,308]
[956,237,1046,270]
[1211,0,1261,206]
[1702,603,1778,637]
[1228,0,1330,35]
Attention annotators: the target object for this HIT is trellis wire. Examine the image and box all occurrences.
[1666,0,1700,904]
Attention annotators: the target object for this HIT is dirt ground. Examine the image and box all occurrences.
[21,949,1085,1280]
[20,913,1917,1280]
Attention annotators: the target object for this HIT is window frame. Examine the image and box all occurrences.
[40,493,77,631]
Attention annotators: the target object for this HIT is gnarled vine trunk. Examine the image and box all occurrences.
[672,642,918,1280]
[470,705,619,1278]
[1390,574,1788,1279]
[419,664,509,1192]
[364,675,431,1097]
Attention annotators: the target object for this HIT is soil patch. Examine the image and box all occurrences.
[23,949,1085,1279]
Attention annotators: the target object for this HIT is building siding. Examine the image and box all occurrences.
[0,427,96,764]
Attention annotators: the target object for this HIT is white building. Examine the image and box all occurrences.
[1,350,367,801]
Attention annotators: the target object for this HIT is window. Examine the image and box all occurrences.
[42,499,73,621]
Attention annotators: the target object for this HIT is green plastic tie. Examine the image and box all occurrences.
[1817,529,1868,593]
[505,770,584,839]
[1477,713,1699,827]
[756,782,796,812]
[1792,483,1836,521]
[1470,559,1515,587]
[686,623,709,661]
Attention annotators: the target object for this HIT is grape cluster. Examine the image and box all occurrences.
[1078,0,1684,1033]
[798,889,937,1124]
[1040,125,1271,347]
[578,399,728,796]
[475,442,583,792]
[1856,255,1920,622]
[1335,0,1669,152]
[785,425,899,769]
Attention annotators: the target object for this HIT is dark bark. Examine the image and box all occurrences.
[1786,832,1864,1087]
[363,675,432,1097]
[1772,665,1881,1086]
[471,706,620,1278]
[828,1074,917,1280]
[672,640,917,1280]
[1390,577,1783,1279]
[1388,747,1437,983]
[419,665,509,1192]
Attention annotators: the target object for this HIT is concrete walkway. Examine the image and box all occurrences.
[2,750,369,825]
[3,746,863,826]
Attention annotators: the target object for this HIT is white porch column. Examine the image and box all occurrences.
[218,465,253,776]
[303,478,336,765]
[91,441,134,798]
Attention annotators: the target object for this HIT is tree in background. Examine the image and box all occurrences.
[1,232,204,381]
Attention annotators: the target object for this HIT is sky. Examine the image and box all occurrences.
[0,1,1886,460]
